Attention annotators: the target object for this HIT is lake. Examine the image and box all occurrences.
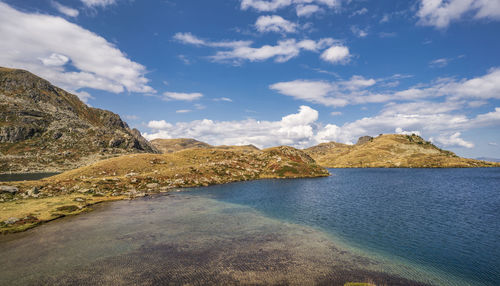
[0,168,498,285]
[0,173,59,182]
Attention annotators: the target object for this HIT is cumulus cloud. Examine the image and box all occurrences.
[174,32,340,64]
[52,1,79,17]
[163,92,203,101]
[148,120,173,130]
[255,15,298,33]
[144,105,321,148]
[321,46,351,64]
[241,0,339,12]
[143,103,500,149]
[434,132,474,148]
[417,0,500,28]
[0,2,153,96]
[296,4,321,17]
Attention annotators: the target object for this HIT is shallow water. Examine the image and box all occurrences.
[0,168,498,285]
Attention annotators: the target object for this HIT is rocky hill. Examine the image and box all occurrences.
[0,67,158,173]
[151,138,259,153]
[306,134,500,168]
[1,146,328,233]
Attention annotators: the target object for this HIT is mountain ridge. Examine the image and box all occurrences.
[0,67,158,173]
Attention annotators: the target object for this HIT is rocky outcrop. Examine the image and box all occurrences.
[0,67,158,173]
[356,136,373,145]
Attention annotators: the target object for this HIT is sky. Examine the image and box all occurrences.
[1,0,500,158]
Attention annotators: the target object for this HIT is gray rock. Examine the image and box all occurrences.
[146,183,159,189]
[4,217,19,224]
[0,185,18,194]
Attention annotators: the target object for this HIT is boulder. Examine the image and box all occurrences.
[0,185,18,194]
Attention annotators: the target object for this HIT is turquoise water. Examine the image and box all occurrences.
[184,168,500,285]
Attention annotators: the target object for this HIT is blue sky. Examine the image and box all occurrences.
[1,0,500,158]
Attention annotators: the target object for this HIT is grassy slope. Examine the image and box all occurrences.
[1,146,328,233]
[306,134,500,168]
[151,138,260,153]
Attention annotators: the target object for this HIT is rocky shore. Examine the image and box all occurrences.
[0,146,329,233]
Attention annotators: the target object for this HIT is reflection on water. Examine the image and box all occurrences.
[0,173,59,182]
[0,194,426,286]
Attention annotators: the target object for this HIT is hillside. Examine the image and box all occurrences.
[151,138,260,153]
[0,67,158,173]
[306,134,500,168]
[0,146,328,233]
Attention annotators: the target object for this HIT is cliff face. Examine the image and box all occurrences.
[0,67,158,173]
[306,134,500,168]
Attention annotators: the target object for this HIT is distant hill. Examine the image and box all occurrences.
[0,67,158,173]
[305,134,500,168]
[151,138,260,153]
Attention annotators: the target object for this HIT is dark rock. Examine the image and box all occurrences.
[356,136,374,145]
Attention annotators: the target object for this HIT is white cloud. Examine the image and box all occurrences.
[214,97,233,102]
[270,75,378,107]
[395,127,421,136]
[321,46,351,64]
[174,32,207,46]
[176,109,192,114]
[380,14,390,23]
[174,32,251,49]
[350,8,368,17]
[255,15,297,33]
[213,38,335,63]
[0,3,153,95]
[81,0,116,7]
[174,32,340,64]
[271,68,500,108]
[163,92,203,101]
[417,0,500,28]
[52,1,79,17]
[143,102,500,152]
[241,0,339,12]
[296,4,321,17]
[429,58,451,68]
[148,120,173,130]
[74,91,94,103]
[350,26,368,37]
[39,53,70,67]
[434,132,474,148]
[144,105,322,148]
